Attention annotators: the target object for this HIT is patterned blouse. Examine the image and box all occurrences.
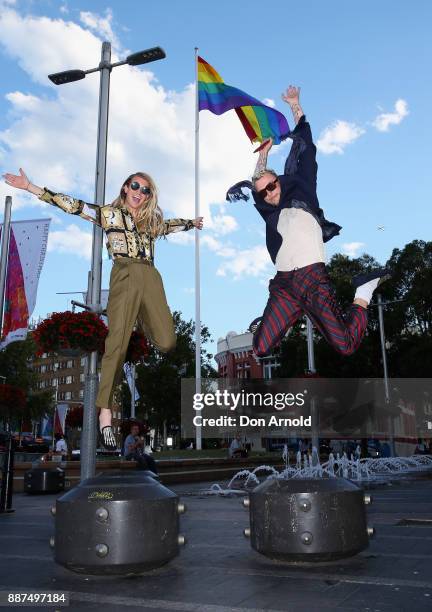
[39,188,194,263]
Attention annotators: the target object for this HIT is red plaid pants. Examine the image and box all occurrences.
[253,263,368,357]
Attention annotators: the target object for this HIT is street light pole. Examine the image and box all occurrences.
[48,42,166,481]
[376,293,396,457]
[80,41,111,482]
[306,317,319,458]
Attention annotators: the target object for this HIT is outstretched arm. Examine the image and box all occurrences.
[252,137,273,179]
[3,168,101,225]
[281,85,304,125]
[162,217,203,235]
[281,86,317,191]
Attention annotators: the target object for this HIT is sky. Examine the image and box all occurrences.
[0,0,431,361]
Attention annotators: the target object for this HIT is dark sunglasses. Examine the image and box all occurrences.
[258,178,278,198]
[129,181,151,195]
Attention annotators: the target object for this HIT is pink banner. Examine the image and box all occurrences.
[0,219,50,347]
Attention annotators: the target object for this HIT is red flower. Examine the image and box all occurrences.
[33,311,149,363]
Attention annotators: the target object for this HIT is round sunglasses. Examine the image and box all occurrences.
[129,181,151,195]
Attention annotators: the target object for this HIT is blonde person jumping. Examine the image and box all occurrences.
[4,169,203,449]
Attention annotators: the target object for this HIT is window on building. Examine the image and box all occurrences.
[67,360,74,368]
[79,389,84,399]
[80,357,86,366]
[80,373,85,383]
[66,375,74,384]
[41,365,46,373]
[262,357,280,379]
[65,392,72,400]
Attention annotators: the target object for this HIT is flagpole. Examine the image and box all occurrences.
[194,47,202,451]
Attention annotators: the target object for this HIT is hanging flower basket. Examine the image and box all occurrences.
[33,311,149,364]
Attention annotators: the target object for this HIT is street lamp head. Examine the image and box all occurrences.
[126,47,166,66]
[48,69,86,85]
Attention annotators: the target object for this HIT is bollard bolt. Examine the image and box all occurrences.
[95,507,109,522]
[49,536,55,548]
[367,526,375,538]
[177,503,186,514]
[364,493,372,505]
[178,534,186,546]
[242,498,250,508]
[50,506,56,517]
[299,499,311,512]
[301,531,313,545]
[95,543,109,557]
[243,528,251,538]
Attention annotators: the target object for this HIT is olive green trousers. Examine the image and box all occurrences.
[96,258,176,410]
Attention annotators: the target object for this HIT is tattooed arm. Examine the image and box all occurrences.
[281,85,304,125]
[252,137,273,179]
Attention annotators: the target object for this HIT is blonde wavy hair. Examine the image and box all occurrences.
[111,172,165,237]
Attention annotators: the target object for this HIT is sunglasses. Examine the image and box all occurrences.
[129,181,151,195]
[257,178,279,199]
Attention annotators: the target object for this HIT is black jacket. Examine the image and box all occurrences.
[252,116,342,264]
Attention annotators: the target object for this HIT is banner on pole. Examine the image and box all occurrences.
[54,403,69,436]
[0,219,50,348]
[123,363,140,402]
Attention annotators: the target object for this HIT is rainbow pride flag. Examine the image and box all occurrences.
[198,56,290,145]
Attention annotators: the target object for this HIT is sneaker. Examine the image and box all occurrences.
[352,268,391,289]
[99,426,117,451]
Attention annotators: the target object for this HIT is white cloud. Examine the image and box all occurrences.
[372,99,409,132]
[47,223,92,259]
[263,98,276,108]
[210,214,238,235]
[79,9,120,50]
[216,245,271,280]
[317,120,365,154]
[0,7,256,228]
[342,242,365,257]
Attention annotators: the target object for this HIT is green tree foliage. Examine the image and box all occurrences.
[0,336,53,428]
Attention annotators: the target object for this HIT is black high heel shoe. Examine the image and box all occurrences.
[99,425,117,451]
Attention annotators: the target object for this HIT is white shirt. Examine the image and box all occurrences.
[55,439,68,453]
[275,208,325,272]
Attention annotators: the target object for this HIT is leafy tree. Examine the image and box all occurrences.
[0,336,54,429]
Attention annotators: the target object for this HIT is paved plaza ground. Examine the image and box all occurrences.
[1,476,432,611]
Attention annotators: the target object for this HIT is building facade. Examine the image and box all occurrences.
[31,351,122,443]
[215,331,280,379]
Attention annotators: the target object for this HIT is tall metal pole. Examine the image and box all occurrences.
[81,42,111,481]
[306,317,319,458]
[306,317,316,374]
[0,196,12,337]
[0,198,14,513]
[130,363,136,419]
[194,47,202,451]
[377,293,396,457]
